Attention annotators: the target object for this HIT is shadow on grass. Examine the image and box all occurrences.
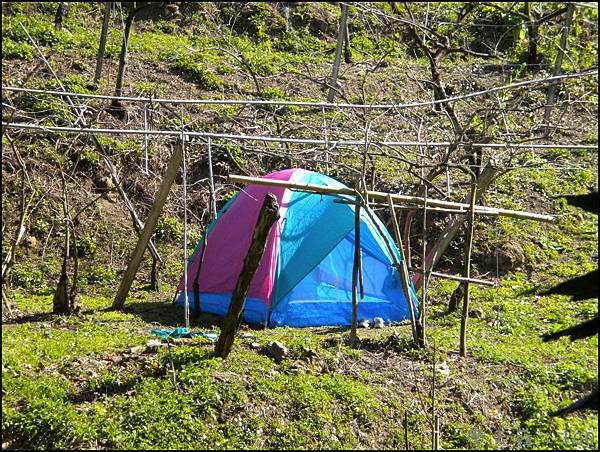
[123,299,225,329]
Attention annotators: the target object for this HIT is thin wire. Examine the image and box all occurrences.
[3,69,596,109]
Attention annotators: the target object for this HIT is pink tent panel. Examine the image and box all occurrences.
[177,169,297,306]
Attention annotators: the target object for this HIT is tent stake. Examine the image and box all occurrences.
[349,198,361,347]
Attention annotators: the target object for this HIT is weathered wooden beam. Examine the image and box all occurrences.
[112,142,183,309]
[228,174,555,223]
[215,193,280,359]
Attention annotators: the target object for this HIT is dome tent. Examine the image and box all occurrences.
[175,168,418,327]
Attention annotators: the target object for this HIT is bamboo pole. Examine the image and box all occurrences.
[409,267,496,287]
[4,122,597,154]
[228,175,555,223]
[215,193,280,358]
[112,142,183,309]
[5,121,597,153]
[387,195,419,343]
[459,176,478,357]
[349,200,361,347]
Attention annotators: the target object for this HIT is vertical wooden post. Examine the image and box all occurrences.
[419,186,428,348]
[387,194,419,344]
[404,410,410,450]
[543,2,575,136]
[459,175,477,357]
[327,3,349,103]
[215,193,280,359]
[349,198,361,346]
[112,142,183,309]
[433,414,440,450]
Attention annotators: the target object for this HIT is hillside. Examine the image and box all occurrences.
[2,2,598,450]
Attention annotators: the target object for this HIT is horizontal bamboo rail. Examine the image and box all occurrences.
[3,122,597,152]
[408,267,497,287]
[228,174,556,223]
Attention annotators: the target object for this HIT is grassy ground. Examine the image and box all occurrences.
[3,263,597,450]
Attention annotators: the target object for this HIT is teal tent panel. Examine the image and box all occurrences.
[273,173,356,305]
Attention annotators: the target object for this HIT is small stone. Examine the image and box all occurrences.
[145,339,166,351]
[373,317,385,329]
[240,332,254,340]
[359,319,370,329]
[129,346,145,355]
[249,342,261,350]
[435,362,451,376]
[262,341,289,362]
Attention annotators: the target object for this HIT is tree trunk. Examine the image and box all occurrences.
[54,2,69,30]
[543,2,575,135]
[111,6,137,117]
[459,175,477,357]
[94,2,113,84]
[524,3,540,67]
[215,194,280,359]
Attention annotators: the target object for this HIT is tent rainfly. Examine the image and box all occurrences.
[175,168,418,327]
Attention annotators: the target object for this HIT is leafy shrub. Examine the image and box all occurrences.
[171,56,223,90]
[155,216,184,243]
[10,262,47,293]
[1,38,34,59]
[75,233,97,258]
[83,265,118,286]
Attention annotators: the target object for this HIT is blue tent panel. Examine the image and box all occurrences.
[270,219,410,327]
[175,292,268,325]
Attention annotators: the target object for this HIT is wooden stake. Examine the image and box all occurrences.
[112,142,183,309]
[387,194,419,344]
[349,200,361,347]
[459,176,477,357]
[215,193,280,359]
